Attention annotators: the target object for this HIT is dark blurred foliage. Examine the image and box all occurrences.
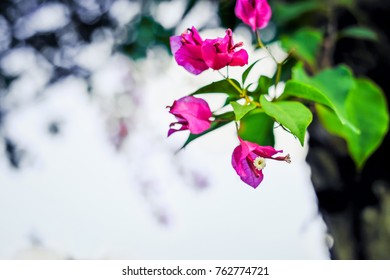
[120,0,219,59]
[0,0,118,165]
[271,0,390,259]
[0,0,120,81]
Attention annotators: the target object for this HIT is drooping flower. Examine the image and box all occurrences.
[235,0,272,31]
[201,29,248,70]
[231,138,291,188]
[170,26,209,75]
[167,96,212,136]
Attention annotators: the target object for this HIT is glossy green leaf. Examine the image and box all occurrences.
[316,105,346,138]
[239,109,275,147]
[191,79,241,99]
[283,80,331,104]
[181,111,235,149]
[346,79,388,167]
[282,80,356,132]
[231,101,257,121]
[290,63,359,133]
[281,28,322,68]
[317,79,389,168]
[242,59,260,86]
[260,95,312,145]
[278,56,298,83]
[339,26,378,41]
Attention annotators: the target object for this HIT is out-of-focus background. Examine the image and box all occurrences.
[0,0,388,259]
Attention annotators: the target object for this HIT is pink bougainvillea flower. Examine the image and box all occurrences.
[201,29,248,70]
[170,26,209,75]
[235,0,272,31]
[231,138,291,188]
[167,96,212,136]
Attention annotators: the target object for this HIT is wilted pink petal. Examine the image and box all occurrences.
[168,96,212,136]
[235,0,272,31]
[231,138,290,188]
[201,29,248,70]
[170,27,209,75]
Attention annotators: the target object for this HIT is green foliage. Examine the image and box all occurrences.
[339,26,379,41]
[122,16,173,60]
[161,0,389,174]
[283,63,388,168]
[239,109,275,147]
[192,79,241,97]
[260,95,313,145]
[231,101,257,121]
[273,1,323,25]
[281,28,322,69]
[191,79,242,106]
[317,79,389,168]
[248,76,273,101]
[289,63,359,133]
[242,59,261,86]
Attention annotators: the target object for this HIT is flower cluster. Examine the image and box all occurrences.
[167,0,290,189]
[170,27,248,75]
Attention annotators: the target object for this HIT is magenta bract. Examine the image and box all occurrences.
[201,29,248,70]
[231,138,290,188]
[168,96,212,136]
[235,0,272,31]
[170,26,209,75]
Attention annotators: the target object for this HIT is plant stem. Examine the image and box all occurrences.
[256,30,278,64]
[226,78,243,94]
[320,3,337,69]
[275,63,282,86]
[234,121,239,133]
[256,30,284,90]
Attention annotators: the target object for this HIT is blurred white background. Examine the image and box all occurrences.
[0,0,329,259]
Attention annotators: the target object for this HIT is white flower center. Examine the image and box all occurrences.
[253,156,266,170]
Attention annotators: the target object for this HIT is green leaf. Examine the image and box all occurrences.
[282,80,357,132]
[239,109,275,147]
[260,95,313,145]
[290,63,359,133]
[223,95,238,107]
[278,56,299,83]
[291,62,311,82]
[248,75,273,101]
[317,79,389,168]
[192,79,242,108]
[346,79,388,167]
[316,105,346,138]
[231,101,257,121]
[283,80,331,105]
[180,111,234,149]
[273,2,322,25]
[191,79,241,97]
[281,28,322,68]
[339,26,378,41]
[242,59,260,86]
